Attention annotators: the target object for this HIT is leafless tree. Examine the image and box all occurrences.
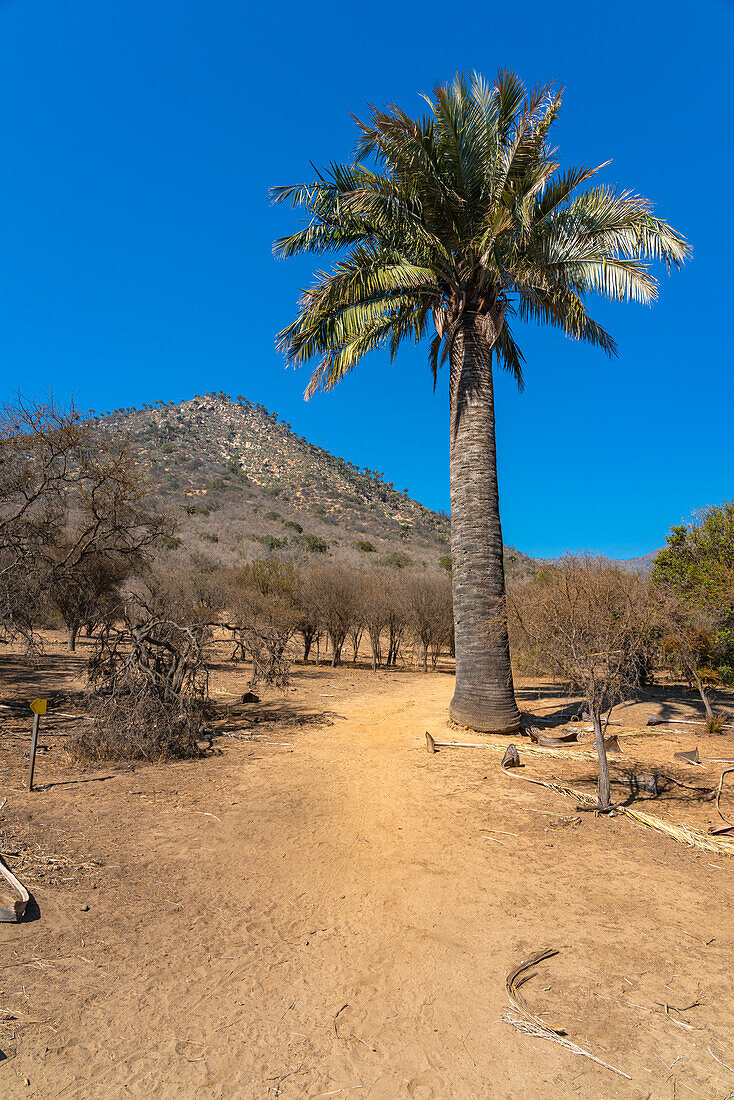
[0,396,167,648]
[404,573,453,671]
[658,595,721,722]
[304,565,357,667]
[51,551,130,651]
[224,559,299,688]
[510,557,658,811]
[362,574,389,671]
[74,570,214,761]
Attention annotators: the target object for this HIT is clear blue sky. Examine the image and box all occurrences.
[0,0,731,559]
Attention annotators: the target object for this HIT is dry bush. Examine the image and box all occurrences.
[224,558,300,688]
[510,557,659,810]
[403,573,453,671]
[70,570,214,762]
[69,690,204,763]
[0,395,167,648]
[303,564,358,666]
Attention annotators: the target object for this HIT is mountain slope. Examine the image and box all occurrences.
[98,392,533,577]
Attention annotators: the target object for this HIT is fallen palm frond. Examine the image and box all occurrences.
[426,732,612,763]
[714,767,734,827]
[502,948,631,1080]
[501,763,734,857]
[620,807,734,855]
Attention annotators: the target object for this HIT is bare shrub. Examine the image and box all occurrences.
[224,559,299,689]
[403,573,453,671]
[304,565,357,666]
[0,396,167,648]
[69,690,204,763]
[510,557,658,811]
[70,571,213,762]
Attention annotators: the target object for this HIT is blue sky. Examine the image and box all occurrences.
[0,0,731,558]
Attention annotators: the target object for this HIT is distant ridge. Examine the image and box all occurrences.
[547,549,659,574]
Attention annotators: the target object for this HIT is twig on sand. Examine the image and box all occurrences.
[714,768,734,827]
[333,1003,377,1053]
[708,1047,734,1073]
[502,948,631,1080]
[187,811,222,823]
[656,1003,700,1031]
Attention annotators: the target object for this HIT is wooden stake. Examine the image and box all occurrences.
[27,698,47,792]
[27,713,40,792]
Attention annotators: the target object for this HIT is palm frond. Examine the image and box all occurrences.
[274,70,687,396]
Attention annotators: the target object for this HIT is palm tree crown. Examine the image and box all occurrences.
[272,71,689,397]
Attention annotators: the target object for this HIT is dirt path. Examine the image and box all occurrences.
[2,668,734,1098]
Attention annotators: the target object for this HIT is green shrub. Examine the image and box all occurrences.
[254,534,287,551]
[284,520,303,533]
[439,553,452,572]
[302,533,328,553]
[379,550,409,569]
[157,535,182,551]
[200,533,219,543]
[355,539,375,553]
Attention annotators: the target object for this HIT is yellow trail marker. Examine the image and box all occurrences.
[30,699,47,715]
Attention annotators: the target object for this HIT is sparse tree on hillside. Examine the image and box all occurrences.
[273,71,688,733]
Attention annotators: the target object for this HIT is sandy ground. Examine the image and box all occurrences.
[1,638,734,1099]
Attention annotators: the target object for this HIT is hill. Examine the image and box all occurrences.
[98,392,534,576]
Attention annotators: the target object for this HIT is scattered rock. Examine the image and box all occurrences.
[242,691,260,704]
[196,740,212,752]
[80,904,90,912]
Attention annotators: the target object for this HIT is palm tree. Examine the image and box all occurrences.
[272,71,688,733]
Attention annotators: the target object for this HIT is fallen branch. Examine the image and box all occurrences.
[714,768,734,827]
[425,732,618,762]
[502,948,631,1080]
[500,758,734,856]
[0,858,30,922]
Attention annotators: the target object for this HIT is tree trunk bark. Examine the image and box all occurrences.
[68,623,78,652]
[691,670,714,719]
[448,312,520,733]
[592,710,612,810]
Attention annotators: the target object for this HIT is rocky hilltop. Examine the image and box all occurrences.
[97,392,535,576]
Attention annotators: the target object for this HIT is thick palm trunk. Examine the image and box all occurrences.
[448,312,520,733]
